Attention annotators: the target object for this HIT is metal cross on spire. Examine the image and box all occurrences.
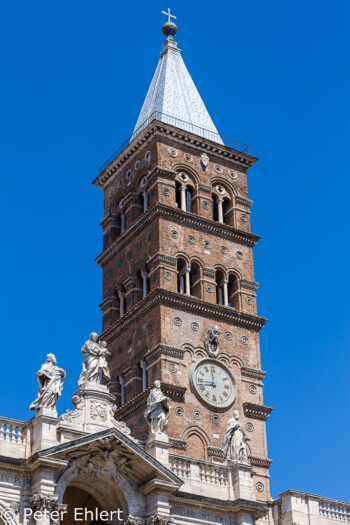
[161,8,177,23]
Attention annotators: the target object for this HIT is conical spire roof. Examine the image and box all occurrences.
[133,26,223,144]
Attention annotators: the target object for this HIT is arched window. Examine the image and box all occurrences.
[215,270,226,306]
[177,258,189,295]
[211,184,233,225]
[228,274,240,309]
[190,262,201,298]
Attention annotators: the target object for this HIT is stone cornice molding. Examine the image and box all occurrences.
[147,165,177,184]
[115,382,186,421]
[203,267,216,278]
[169,438,187,451]
[93,121,258,189]
[96,204,260,267]
[236,196,254,208]
[101,289,268,342]
[243,402,273,421]
[241,367,266,380]
[145,344,185,363]
[170,494,267,518]
[199,182,212,194]
[148,252,178,270]
[249,456,273,468]
[241,279,260,291]
[37,427,182,486]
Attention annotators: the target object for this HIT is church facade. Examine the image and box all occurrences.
[0,14,348,525]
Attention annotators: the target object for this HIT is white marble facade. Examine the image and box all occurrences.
[0,336,349,525]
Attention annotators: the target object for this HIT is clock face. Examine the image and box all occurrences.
[189,359,237,409]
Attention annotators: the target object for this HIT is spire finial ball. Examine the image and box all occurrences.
[162,21,177,37]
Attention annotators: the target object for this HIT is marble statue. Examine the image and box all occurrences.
[222,410,249,462]
[30,354,66,411]
[78,332,111,386]
[205,325,221,358]
[144,381,171,434]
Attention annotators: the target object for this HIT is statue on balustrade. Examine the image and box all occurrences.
[144,380,171,434]
[222,410,249,462]
[78,332,111,386]
[30,354,66,411]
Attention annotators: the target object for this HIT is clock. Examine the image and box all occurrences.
[189,358,237,409]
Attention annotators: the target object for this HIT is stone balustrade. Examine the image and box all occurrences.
[169,454,228,487]
[0,417,29,457]
[319,499,350,522]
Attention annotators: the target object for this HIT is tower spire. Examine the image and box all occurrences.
[132,11,223,144]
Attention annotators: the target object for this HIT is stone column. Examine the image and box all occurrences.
[140,360,148,391]
[119,377,126,406]
[121,213,126,233]
[118,291,125,317]
[218,198,224,224]
[141,271,149,298]
[142,191,149,212]
[178,273,185,294]
[180,186,186,211]
[223,279,229,306]
[185,267,191,295]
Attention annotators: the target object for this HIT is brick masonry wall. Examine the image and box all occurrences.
[96,125,271,501]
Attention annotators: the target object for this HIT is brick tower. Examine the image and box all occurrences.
[93,15,272,503]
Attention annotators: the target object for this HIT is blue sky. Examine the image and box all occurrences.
[1,0,349,501]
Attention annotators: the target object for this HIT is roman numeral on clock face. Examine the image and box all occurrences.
[212,395,217,402]
[199,385,205,392]
[205,391,210,399]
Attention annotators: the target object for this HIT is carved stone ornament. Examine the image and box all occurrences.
[90,402,108,421]
[147,514,174,525]
[60,394,84,423]
[204,325,221,358]
[78,333,111,386]
[30,354,66,411]
[70,436,136,484]
[30,493,58,511]
[124,517,142,525]
[200,152,209,170]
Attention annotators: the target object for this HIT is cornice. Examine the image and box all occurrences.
[93,120,258,189]
[249,456,273,469]
[96,204,260,267]
[241,367,266,380]
[243,402,273,421]
[169,438,187,451]
[145,344,185,363]
[241,279,260,292]
[236,196,254,208]
[115,382,186,421]
[102,289,268,342]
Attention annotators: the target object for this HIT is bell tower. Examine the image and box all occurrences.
[93,14,272,504]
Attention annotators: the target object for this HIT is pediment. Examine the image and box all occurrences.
[36,427,182,490]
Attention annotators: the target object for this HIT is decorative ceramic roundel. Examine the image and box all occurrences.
[189,358,237,409]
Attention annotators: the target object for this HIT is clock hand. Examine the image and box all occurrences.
[211,370,217,388]
[197,380,214,386]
